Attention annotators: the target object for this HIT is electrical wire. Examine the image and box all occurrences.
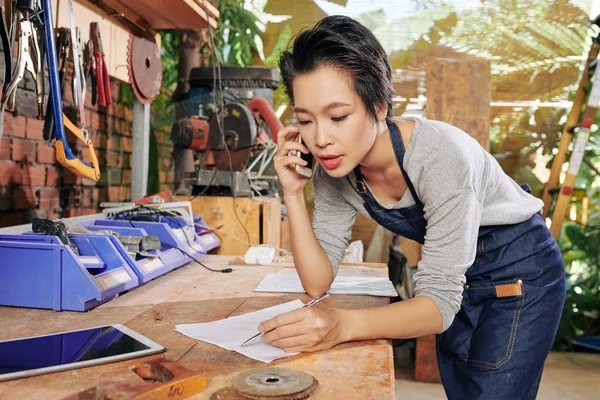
[117,205,233,273]
[200,0,251,246]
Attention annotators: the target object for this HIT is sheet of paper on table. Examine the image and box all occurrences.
[254,269,398,297]
[176,300,303,363]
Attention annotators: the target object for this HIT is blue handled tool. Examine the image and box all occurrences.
[40,0,100,181]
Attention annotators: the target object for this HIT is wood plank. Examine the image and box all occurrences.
[183,196,263,256]
[260,197,282,250]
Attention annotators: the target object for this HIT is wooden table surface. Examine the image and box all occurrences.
[0,256,395,400]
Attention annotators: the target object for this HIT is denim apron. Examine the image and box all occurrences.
[350,119,566,399]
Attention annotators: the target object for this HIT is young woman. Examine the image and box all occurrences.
[261,15,565,399]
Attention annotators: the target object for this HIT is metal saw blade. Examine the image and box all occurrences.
[128,34,162,103]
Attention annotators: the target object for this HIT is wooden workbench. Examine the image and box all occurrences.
[0,256,395,399]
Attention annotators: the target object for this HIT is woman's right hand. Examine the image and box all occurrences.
[273,125,311,196]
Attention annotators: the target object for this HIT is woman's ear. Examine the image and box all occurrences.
[376,103,388,121]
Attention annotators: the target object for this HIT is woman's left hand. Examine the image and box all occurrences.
[260,307,347,353]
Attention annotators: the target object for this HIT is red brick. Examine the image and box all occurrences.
[159,171,166,183]
[82,208,97,215]
[22,165,46,187]
[0,138,10,160]
[122,137,132,153]
[106,151,119,167]
[161,157,172,170]
[98,188,108,203]
[11,140,36,162]
[62,208,82,218]
[4,114,26,138]
[119,186,131,202]
[83,188,92,207]
[61,187,82,209]
[107,135,121,152]
[90,111,100,130]
[124,107,133,122]
[37,142,56,164]
[122,170,132,185]
[63,169,82,186]
[91,188,99,205]
[0,162,21,185]
[108,186,119,202]
[0,212,25,227]
[12,188,36,209]
[82,177,98,187]
[26,118,45,139]
[47,167,61,186]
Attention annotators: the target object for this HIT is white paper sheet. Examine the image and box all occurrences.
[254,269,398,297]
[176,300,304,363]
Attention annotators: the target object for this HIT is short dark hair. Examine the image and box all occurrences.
[279,15,394,120]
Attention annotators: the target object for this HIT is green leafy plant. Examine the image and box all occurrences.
[212,0,262,67]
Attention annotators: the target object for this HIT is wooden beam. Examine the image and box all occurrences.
[76,0,218,37]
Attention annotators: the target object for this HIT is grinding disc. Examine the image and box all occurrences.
[231,368,316,399]
[128,34,162,103]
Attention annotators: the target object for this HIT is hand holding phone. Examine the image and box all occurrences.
[273,125,313,196]
[294,135,314,178]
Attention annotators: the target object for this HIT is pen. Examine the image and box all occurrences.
[240,292,331,347]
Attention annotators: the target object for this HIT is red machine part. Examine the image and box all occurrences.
[187,117,211,151]
[247,97,283,142]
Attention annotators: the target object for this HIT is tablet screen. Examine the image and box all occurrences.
[0,326,151,375]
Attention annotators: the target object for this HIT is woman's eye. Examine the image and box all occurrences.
[298,120,311,126]
[332,115,348,122]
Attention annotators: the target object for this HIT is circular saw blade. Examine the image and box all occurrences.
[231,368,316,399]
[128,34,162,103]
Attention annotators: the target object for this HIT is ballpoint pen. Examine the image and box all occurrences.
[240,292,331,347]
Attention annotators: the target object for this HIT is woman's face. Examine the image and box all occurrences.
[292,66,382,178]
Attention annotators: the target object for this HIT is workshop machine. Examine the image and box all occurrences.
[170,67,282,197]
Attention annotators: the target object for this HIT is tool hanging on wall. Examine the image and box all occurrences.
[127,34,162,104]
[542,15,600,218]
[90,22,111,107]
[2,0,45,119]
[40,0,100,181]
[0,0,16,150]
[67,0,86,131]
[42,27,69,141]
[83,37,97,106]
[550,57,600,240]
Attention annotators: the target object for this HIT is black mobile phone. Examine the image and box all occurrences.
[295,135,314,178]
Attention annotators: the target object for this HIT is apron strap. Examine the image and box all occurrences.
[349,119,423,205]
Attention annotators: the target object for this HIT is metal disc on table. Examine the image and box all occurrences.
[231,368,316,399]
[128,34,162,103]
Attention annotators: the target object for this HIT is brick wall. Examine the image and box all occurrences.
[0,65,175,227]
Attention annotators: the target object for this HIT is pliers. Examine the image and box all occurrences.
[83,39,97,106]
[90,22,111,107]
[2,8,44,118]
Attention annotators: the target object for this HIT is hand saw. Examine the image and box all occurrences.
[40,0,100,181]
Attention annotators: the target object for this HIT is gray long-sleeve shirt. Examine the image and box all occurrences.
[311,117,543,332]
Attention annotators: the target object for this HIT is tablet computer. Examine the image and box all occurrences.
[0,324,165,382]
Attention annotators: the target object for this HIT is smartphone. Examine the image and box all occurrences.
[295,135,314,178]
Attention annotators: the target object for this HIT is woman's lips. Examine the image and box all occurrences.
[319,155,343,169]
